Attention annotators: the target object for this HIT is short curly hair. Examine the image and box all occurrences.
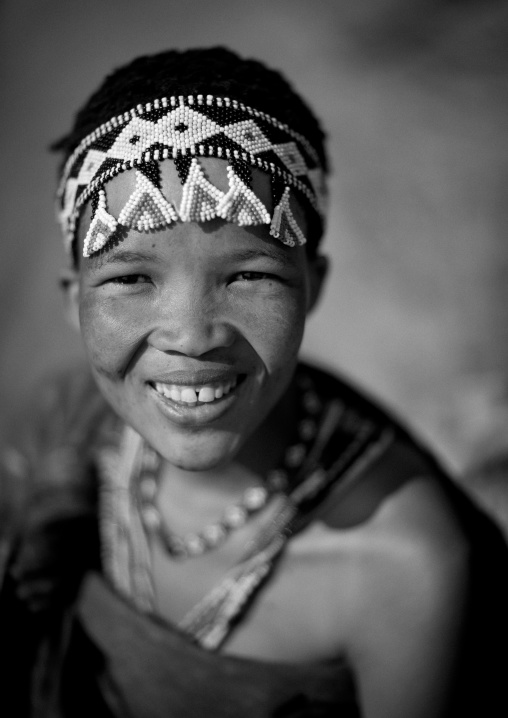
[53,47,328,169]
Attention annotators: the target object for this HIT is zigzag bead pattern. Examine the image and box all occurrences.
[58,94,326,257]
[178,158,225,222]
[118,170,178,231]
[83,189,118,257]
[270,186,307,247]
[216,165,271,226]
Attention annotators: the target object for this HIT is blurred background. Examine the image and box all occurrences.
[0,0,507,472]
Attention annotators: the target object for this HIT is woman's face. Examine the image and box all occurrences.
[67,166,325,471]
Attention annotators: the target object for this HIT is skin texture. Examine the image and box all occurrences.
[65,163,324,473]
[63,163,469,718]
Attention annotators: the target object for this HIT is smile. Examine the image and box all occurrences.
[152,376,240,406]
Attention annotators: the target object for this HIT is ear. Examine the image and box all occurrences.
[306,254,329,314]
[59,268,81,331]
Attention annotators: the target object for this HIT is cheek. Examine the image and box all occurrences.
[236,288,307,370]
[78,280,308,381]
[79,292,146,379]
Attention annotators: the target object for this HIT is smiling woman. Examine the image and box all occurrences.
[1,46,507,718]
[73,178,314,471]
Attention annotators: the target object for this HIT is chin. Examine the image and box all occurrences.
[153,432,244,472]
[162,450,236,473]
[171,455,224,472]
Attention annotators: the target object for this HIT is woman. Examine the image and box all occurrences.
[1,47,506,717]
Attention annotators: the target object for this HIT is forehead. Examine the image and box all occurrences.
[81,222,307,278]
[77,158,310,263]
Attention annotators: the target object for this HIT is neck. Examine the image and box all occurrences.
[235,377,299,477]
[157,377,299,498]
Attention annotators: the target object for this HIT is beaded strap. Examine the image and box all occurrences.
[58,95,321,194]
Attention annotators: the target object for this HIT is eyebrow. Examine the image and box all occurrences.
[93,249,157,266]
[225,246,290,266]
[92,245,291,268]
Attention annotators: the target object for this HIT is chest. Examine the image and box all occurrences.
[150,519,354,663]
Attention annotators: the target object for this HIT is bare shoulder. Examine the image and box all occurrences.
[291,435,470,652]
[364,457,468,565]
[305,438,472,717]
[352,470,470,623]
[325,435,470,607]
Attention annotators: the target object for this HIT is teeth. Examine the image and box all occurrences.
[181,388,198,403]
[198,387,215,403]
[154,377,238,404]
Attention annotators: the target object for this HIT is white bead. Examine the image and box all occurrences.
[224,505,247,528]
[243,486,267,510]
[202,524,227,544]
[186,535,206,555]
[139,476,157,500]
[142,506,161,530]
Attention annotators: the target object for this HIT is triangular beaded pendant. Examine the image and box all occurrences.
[216,165,270,226]
[269,186,307,247]
[83,189,118,257]
[118,170,178,231]
[178,158,224,222]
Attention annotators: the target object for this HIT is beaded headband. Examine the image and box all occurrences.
[57,94,327,258]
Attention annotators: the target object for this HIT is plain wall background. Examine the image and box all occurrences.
[1,0,507,470]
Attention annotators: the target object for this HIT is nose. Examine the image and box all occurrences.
[148,288,236,357]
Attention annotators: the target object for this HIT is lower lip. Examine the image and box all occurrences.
[148,378,246,426]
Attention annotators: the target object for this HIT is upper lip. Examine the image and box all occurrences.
[149,368,242,387]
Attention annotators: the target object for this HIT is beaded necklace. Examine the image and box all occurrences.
[137,376,321,560]
[97,367,393,633]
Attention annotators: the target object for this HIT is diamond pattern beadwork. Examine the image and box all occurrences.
[59,178,79,238]
[57,94,327,258]
[76,149,108,185]
[221,120,274,155]
[272,142,307,176]
[107,107,222,161]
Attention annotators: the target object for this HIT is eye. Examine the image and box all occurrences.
[107,274,151,285]
[233,271,274,282]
